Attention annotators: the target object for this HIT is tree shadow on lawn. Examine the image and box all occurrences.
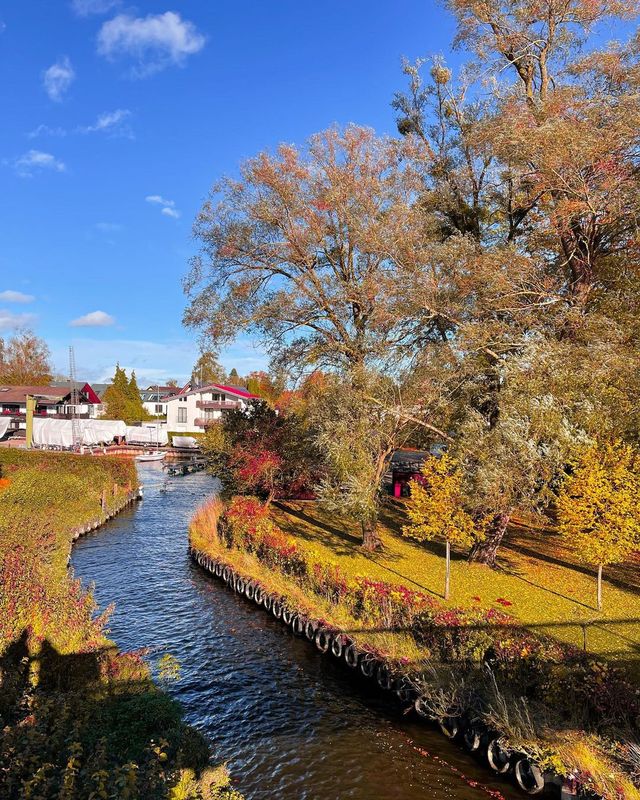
[0,631,210,800]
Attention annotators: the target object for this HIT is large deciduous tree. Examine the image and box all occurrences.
[0,330,52,385]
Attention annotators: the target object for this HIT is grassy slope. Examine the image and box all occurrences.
[271,500,640,671]
[0,449,242,800]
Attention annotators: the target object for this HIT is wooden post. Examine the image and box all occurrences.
[597,564,603,611]
[445,540,451,601]
[25,395,36,449]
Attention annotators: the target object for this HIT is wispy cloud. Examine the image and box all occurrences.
[11,150,66,177]
[97,12,205,77]
[27,124,67,139]
[146,194,181,219]
[0,309,36,331]
[71,0,120,16]
[70,310,116,327]
[43,56,75,102]
[95,222,123,233]
[29,109,133,140]
[0,290,35,303]
[77,108,132,136]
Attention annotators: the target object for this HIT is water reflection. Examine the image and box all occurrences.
[72,464,520,800]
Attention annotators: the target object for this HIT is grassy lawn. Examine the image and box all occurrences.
[271,500,640,672]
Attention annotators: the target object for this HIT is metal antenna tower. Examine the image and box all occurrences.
[69,345,82,451]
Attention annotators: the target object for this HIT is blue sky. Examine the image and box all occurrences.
[0,1,462,384]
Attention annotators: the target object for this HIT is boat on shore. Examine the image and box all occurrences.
[135,452,165,462]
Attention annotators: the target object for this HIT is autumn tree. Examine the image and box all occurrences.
[191,350,226,387]
[102,365,151,424]
[0,330,52,385]
[403,454,480,599]
[557,441,640,611]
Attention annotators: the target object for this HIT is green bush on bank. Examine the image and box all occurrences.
[0,449,241,800]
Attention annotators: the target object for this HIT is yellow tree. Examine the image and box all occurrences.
[402,454,482,600]
[557,442,640,611]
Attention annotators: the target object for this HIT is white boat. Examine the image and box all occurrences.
[135,452,165,462]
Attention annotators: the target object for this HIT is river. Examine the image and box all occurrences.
[71,464,521,800]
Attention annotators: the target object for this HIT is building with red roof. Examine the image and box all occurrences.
[165,382,260,433]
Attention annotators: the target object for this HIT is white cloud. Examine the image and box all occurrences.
[0,309,36,331]
[71,0,120,16]
[146,194,180,219]
[95,222,123,232]
[78,108,132,136]
[12,150,66,177]
[27,124,67,139]
[161,206,181,219]
[0,290,35,303]
[70,310,116,327]
[29,109,133,140]
[97,12,205,77]
[43,56,75,102]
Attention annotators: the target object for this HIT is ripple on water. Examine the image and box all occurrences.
[72,464,521,800]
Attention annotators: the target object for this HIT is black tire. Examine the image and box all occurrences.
[439,717,460,740]
[315,628,331,653]
[263,594,273,612]
[215,562,223,577]
[376,662,393,691]
[330,634,344,659]
[282,608,293,625]
[272,600,283,620]
[463,724,482,752]
[395,677,415,704]
[254,586,265,604]
[245,582,255,601]
[514,759,545,795]
[292,614,306,636]
[305,619,318,641]
[359,654,377,678]
[222,566,231,582]
[414,696,431,719]
[344,644,359,669]
[487,739,511,774]
[235,577,245,594]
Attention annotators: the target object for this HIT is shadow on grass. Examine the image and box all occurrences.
[0,630,210,800]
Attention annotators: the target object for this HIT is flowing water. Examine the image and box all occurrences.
[71,464,522,800]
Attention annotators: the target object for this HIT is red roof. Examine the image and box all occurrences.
[165,382,260,401]
[80,383,102,404]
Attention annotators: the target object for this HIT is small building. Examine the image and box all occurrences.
[0,384,104,434]
[165,383,260,434]
[389,448,441,497]
[140,385,175,418]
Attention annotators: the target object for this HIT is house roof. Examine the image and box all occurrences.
[165,382,260,402]
[0,385,70,404]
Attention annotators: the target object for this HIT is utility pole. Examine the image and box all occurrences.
[69,346,82,451]
[25,395,36,448]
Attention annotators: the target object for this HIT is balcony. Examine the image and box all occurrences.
[196,400,238,410]
[194,417,221,428]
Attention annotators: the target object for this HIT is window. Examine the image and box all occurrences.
[177,407,187,423]
[155,404,164,413]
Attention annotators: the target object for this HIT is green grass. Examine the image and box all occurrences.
[271,500,640,670]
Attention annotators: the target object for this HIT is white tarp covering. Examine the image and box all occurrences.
[172,435,199,448]
[32,418,126,447]
[125,425,168,445]
[0,418,10,440]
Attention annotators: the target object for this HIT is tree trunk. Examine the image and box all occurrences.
[468,511,511,567]
[597,564,603,612]
[362,518,382,552]
[445,540,451,601]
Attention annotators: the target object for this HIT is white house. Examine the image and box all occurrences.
[165,383,260,434]
[140,385,175,418]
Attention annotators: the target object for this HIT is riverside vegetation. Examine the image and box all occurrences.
[190,494,640,800]
[0,449,242,800]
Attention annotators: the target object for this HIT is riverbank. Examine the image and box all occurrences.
[190,495,640,800]
[0,450,242,800]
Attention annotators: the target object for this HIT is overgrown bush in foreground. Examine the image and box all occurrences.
[191,495,640,798]
[0,450,241,800]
